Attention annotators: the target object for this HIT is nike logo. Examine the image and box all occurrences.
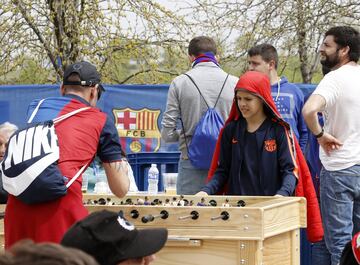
[2,151,59,196]
[232,138,238,144]
[4,125,58,170]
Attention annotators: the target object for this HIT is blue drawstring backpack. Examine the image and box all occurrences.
[0,99,89,204]
[181,74,229,169]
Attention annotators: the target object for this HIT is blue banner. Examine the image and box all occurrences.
[0,83,316,154]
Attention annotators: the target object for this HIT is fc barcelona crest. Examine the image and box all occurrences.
[113,108,161,153]
[264,139,277,152]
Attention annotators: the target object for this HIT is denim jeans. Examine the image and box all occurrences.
[176,159,208,195]
[320,164,360,265]
[312,239,331,265]
[300,229,312,265]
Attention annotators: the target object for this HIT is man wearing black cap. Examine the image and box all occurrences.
[4,61,130,249]
[61,210,168,265]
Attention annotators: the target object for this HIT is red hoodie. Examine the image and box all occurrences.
[208,71,323,243]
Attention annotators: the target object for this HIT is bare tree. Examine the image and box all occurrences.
[183,0,360,83]
[0,0,191,84]
[1,0,360,84]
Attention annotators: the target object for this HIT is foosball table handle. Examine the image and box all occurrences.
[178,211,199,220]
[130,209,139,219]
[141,210,169,223]
[210,211,230,221]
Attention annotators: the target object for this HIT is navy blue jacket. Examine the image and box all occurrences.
[202,118,297,196]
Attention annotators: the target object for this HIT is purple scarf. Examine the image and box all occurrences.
[192,52,219,67]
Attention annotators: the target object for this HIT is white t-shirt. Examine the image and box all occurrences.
[313,64,360,171]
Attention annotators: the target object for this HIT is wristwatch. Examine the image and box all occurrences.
[315,127,324,138]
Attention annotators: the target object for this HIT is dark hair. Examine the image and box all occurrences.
[248,44,279,69]
[188,36,217,56]
[0,240,99,265]
[325,26,360,62]
[321,65,332,76]
[63,73,86,90]
[66,73,81,82]
[63,73,92,95]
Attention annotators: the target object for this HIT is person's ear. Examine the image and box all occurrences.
[90,85,97,100]
[88,85,98,106]
[269,60,276,70]
[60,84,66,96]
[339,45,350,59]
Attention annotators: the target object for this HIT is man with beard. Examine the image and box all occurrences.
[303,26,360,265]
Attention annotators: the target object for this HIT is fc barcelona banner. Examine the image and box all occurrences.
[0,84,177,153]
[0,83,316,154]
[114,108,161,153]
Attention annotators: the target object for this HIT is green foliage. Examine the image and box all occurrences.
[1,0,360,84]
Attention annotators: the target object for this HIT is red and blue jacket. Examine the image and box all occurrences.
[207,71,323,243]
[202,117,297,196]
[5,94,123,248]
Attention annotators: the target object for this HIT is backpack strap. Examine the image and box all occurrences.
[184,74,210,108]
[27,99,91,124]
[27,99,91,189]
[179,111,190,157]
[214,74,229,108]
[180,74,229,158]
[27,99,46,123]
[66,163,89,188]
[53,107,91,124]
[53,107,91,188]
[184,73,229,109]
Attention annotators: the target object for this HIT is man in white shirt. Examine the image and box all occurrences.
[303,26,360,265]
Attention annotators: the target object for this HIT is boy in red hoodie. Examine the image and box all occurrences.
[197,71,323,243]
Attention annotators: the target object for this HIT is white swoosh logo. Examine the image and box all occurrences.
[2,150,59,196]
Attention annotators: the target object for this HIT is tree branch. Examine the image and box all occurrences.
[12,0,63,77]
[116,69,179,84]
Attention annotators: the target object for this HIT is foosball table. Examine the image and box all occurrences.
[83,194,306,265]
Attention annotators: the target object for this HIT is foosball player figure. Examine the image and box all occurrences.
[197,198,206,206]
[222,198,230,207]
[171,197,178,206]
[85,199,94,205]
[136,198,145,205]
[98,198,106,205]
[208,199,217,206]
[183,199,189,206]
[163,198,171,206]
[178,195,185,206]
[106,198,114,205]
[125,198,133,205]
[237,200,246,207]
[152,198,161,205]
[189,200,194,206]
[144,196,151,205]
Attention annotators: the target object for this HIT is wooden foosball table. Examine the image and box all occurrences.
[84,194,306,265]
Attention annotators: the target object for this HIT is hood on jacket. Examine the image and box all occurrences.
[226,71,289,129]
[207,71,324,243]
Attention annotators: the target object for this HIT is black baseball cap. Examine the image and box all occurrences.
[61,210,168,265]
[63,61,105,99]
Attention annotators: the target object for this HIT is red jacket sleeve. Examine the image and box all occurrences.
[295,140,324,242]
